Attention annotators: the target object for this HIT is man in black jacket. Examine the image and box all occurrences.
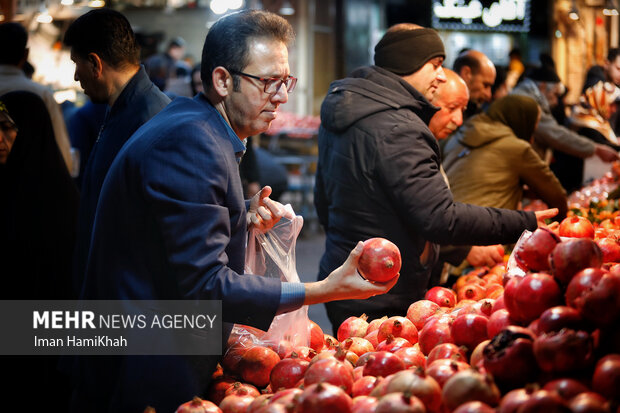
[314,23,557,332]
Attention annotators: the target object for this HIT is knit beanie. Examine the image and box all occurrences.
[374,28,445,75]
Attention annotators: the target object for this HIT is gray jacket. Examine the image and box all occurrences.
[512,78,595,159]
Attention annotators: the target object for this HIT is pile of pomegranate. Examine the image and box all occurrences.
[175,215,620,413]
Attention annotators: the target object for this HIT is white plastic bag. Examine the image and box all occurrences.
[505,229,531,280]
[241,204,310,348]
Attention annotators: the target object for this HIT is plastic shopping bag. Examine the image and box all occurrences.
[229,204,309,354]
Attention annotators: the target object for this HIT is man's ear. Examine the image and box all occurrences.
[18,48,29,69]
[211,66,232,98]
[88,53,104,78]
[460,65,472,82]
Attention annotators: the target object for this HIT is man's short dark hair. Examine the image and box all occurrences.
[201,9,294,92]
[608,48,620,62]
[64,9,140,68]
[0,23,28,66]
[453,52,481,75]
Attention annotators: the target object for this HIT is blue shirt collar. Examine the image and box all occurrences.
[194,93,246,159]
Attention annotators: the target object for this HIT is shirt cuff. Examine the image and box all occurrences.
[277,282,306,315]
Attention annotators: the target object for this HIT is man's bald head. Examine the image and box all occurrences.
[453,50,496,105]
[429,68,469,139]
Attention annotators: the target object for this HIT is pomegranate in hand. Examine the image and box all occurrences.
[358,238,401,282]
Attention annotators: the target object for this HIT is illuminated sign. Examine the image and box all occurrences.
[432,0,530,32]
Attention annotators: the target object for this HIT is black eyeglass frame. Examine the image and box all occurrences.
[229,70,297,94]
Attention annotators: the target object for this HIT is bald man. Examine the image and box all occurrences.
[429,68,469,139]
[453,49,496,119]
[429,69,505,270]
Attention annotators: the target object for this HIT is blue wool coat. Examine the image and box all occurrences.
[74,94,282,413]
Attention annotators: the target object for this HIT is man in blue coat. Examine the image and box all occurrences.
[73,10,397,412]
[64,9,171,297]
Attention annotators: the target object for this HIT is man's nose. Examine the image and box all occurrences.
[272,83,288,103]
[437,67,447,83]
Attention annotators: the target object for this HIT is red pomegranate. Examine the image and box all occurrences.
[591,354,620,400]
[470,339,491,367]
[352,375,381,397]
[441,369,501,411]
[308,320,325,353]
[269,387,303,406]
[457,284,487,302]
[246,394,272,413]
[542,378,589,400]
[533,329,594,373]
[566,268,620,327]
[482,326,539,391]
[426,343,467,365]
[238,346,281,388]
[515,228,561,271]
[269,357,309,391]
[377,316,418,344]
[207,376,238,405]
[513,389,571,413]
[596,236,620,262]
[221,342,250,375]
[375,393,426,413]
[376,335,412,353]
[451,313,489,350]
[342,337,375,356]
[486,309,512,339]
[337,314,369,342]
[453,401,496,413]
[366,316,388,334]
[393,346,426,369]
[492,295,506,313]
[175,397,222,413]
[351,395,378,413]
[284,346,316,362]
[425,286,457,308]
[418,315,454,355]
[503,272,563,323]
[537,306,586,333]
[497,387,536,413]
[219,394,255,413]
[549,239,603,284]
[363,330,379,348]
[304,357,354,395]
[297,382,353,413]
[362,351,405,378]
[559,216,595,239]
[324,334,338,348]
[377,369,442,413]
[374,392,426,413]
[425,359,470,388]
[471,299,495,318]
[568,392,609,413]
[224,382,260,398]
[358,238,401,282]
[406,300,442,330]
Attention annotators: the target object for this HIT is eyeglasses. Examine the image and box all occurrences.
[230,70,297,94]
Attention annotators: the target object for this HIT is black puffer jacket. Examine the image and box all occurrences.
[315,66,537,315]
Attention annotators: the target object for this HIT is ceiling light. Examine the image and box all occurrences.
[569,1,579,20]
[279,0,294,15]
[604,0,619,16]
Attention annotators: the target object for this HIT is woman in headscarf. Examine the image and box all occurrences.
[443,94,568,220]
[552,81,620,192]
[0,91,79,410]
[0,91,79,300]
